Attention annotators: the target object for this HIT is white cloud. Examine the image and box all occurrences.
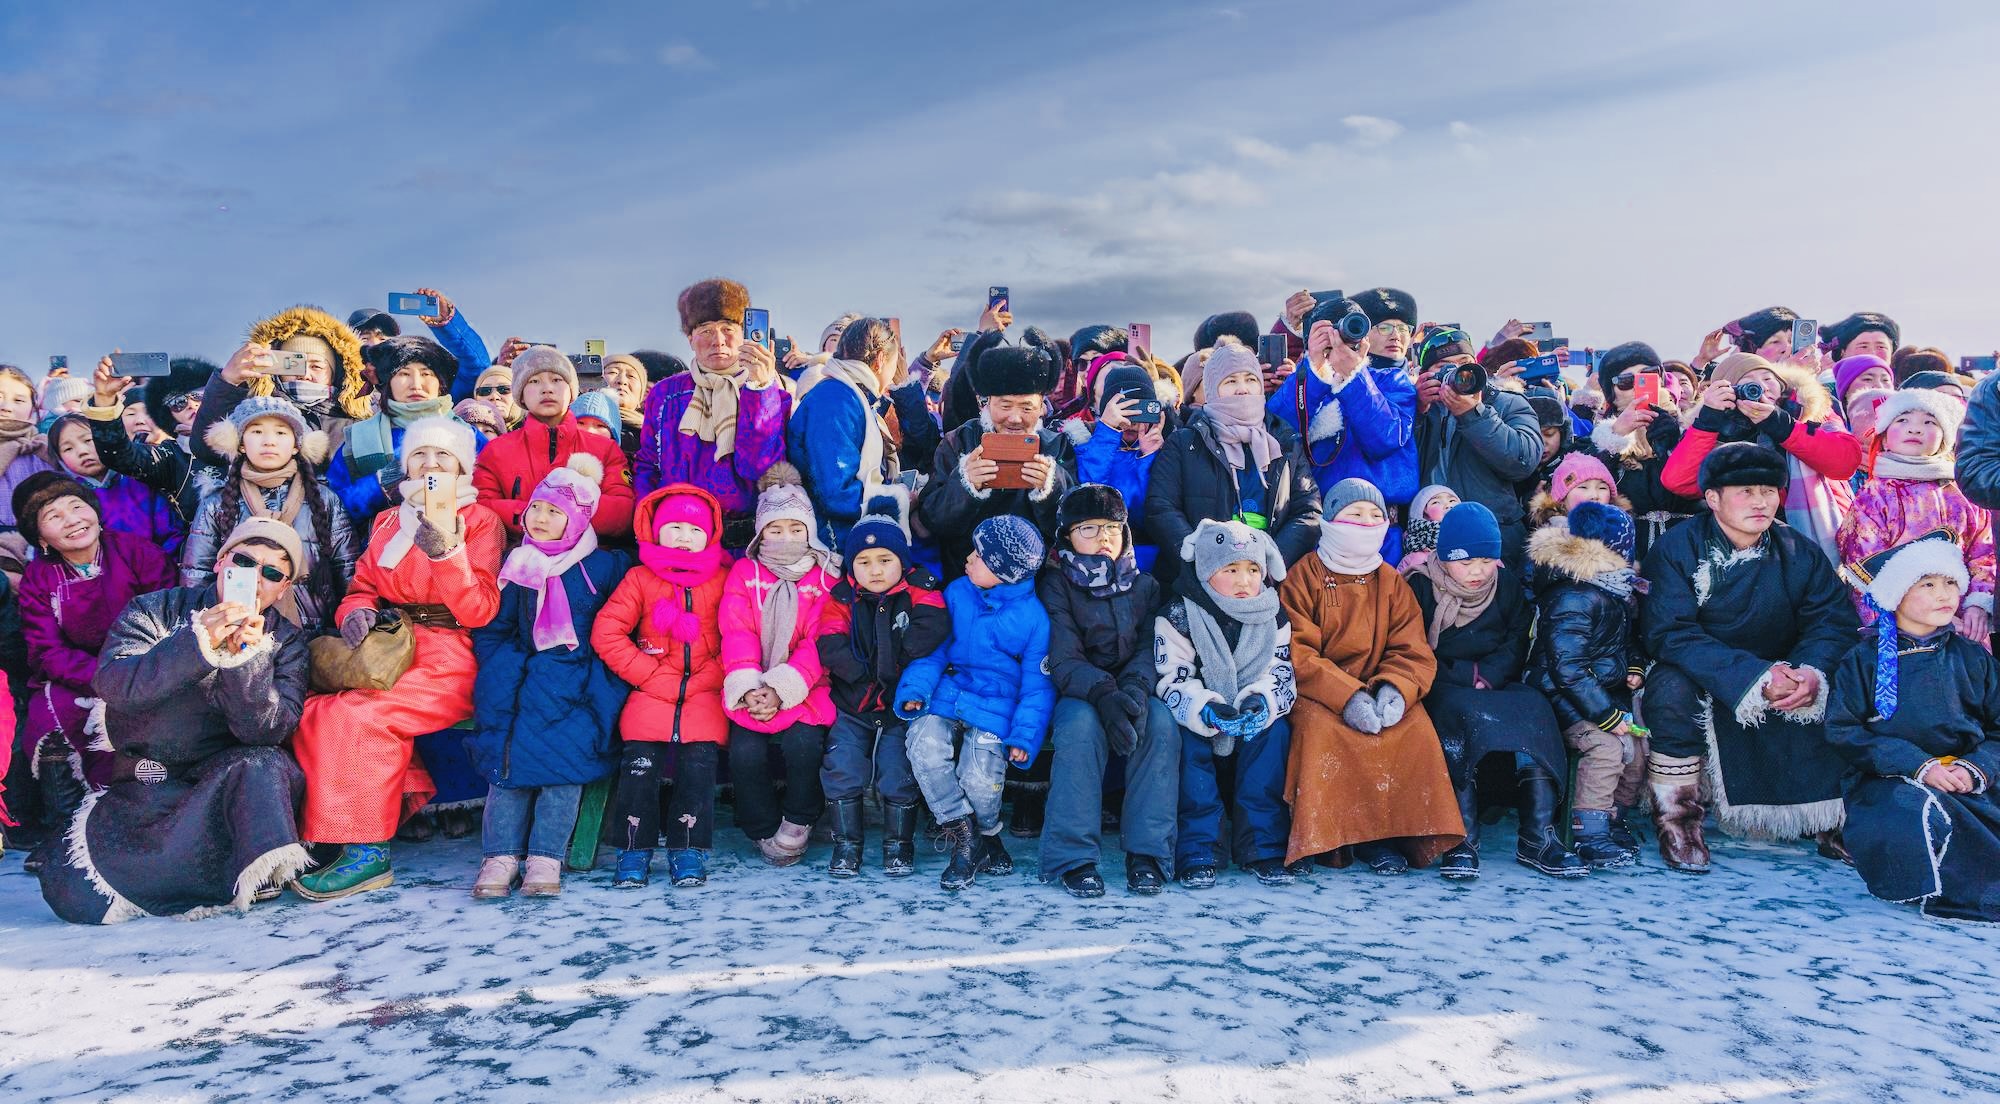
[1342,114,1403,146]
[659,42,713,71]
[1229,136,1292,167]
[1447,120,1485,162]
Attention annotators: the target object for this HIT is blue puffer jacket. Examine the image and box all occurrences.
[429,311,493,403]
[1070,419,1159,571]
[894,575,1057,759]
[469,547,631,788]
[1268,355,1418,560]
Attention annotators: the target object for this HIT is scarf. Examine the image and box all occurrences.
[679,360,748,459]
[498,525,599,652]
[1205,395,1279,473]
[1871,451,1956,482]
[1402,515,1439,556]
[240,460,305,527]
[754,538,817,672]
[379,472,477,571]
[638,541,730,642]
[1184,581,1280,707]
[281,378,333,420]
[1586,565,1645,601]
[0,419,46,472]
[1413,555,1497,647]
[824,358,899,489]
[1056,546,1138,598]
[620,402,645,429]
[1317,519,1386,576]
[386,395,455,428]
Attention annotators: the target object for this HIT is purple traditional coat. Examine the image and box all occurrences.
[633,373,791,526]
[79,470,183,554]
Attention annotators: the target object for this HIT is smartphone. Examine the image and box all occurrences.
[1962,355,1998,374]
[1525,322,1554,343]
[422,472,456,531]
[1519,353,1563,379]
[48,355,68,373]
[1118,386,1163,424]
[267,351,312,377]
[743,308,772,351]
[774,336,795,364]
[1631,372,1663,409]
[1311,289,1344,304]
[1256,334,1287,368]
[584,338,606,357]
[568,353,604,373]
[108,352,172,377]
[1791,318,1819,355]
[980,431,1038,490]
[221,564,260,612]
[988,286,1009,310]
[387,292,440,316]
[1545,337,1570,350]
[1128,323,1152,357]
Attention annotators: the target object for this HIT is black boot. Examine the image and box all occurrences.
[975,831,1014,876]
[1439,777,1481,880]
[939,818,978,891]
[38,752,86,834]
[881,801,917,878]
[828,798,864,878]
[1008,789,1046,838]
[1514,764,1587,878]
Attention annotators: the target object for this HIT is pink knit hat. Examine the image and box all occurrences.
[526,453,604,548]
[1549,451,1615,503]
[655,490,719,542]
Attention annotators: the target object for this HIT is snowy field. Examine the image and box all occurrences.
[2,814,1997,1104]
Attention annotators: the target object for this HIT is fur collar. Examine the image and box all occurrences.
[1526,489,1634,530]
[1772,365,1835,424]
[1527,523,1628,582]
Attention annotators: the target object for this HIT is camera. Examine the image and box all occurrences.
[1436,362,1487,396]
[1336,309,1371,344]
[1733,381,1766,403]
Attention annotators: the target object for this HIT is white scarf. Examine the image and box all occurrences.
[822,358,896,491]
[379,472,478,570]
[1872,452,1956,482]
[1316,519,1386,576]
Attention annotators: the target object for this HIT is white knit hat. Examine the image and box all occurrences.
[1872,387,1964,455]
[398,415,478,476]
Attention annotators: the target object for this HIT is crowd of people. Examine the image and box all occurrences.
[0,282,1994,926]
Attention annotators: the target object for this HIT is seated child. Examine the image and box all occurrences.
[1527,451,1620,532]
[1394,484,1459,573]
[895,515,1055,892]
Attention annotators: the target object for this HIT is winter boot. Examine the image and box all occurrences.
[1008,789,1046,838]
[1647,753,1711,874]
[668,848,708,887]
[974,831,1014,876]
[395,809,437,843]
[472,855,520,899]
[1513,765,1587,878]
[520,855,563,896]
[827,799,864,878]
[1125,855,1166,896]
[293,843,394,900]
[1439,777,1481,880]
[1177,863,1218,890]
[1248,857,1297,885]
[1608,805,1642,853]
[1572,809,1637,869]
[613,848,654,888]
[1814,829,1853,865]
[939,817,978,891]
[1062,863,1107,898]
[36,747,86,835]
[757,818,812,867]
[1353,840,1410,874]
[881,801,918,878]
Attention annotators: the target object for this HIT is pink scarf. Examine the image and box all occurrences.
[498,526,599,652]
[639,542,731,642]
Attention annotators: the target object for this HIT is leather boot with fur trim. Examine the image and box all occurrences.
[1648,753,1711,873]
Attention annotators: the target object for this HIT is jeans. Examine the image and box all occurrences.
[728,722,828,841]
[482,783,583,860]
[905,714,1009,834]
[821,712,919,805]
[1041,696,1179,879]
[1177,717,1292,869]
[612,742,718,852]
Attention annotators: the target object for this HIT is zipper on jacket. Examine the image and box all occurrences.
[671,588,693,743]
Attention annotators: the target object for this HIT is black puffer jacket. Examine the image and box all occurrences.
[1524,525,1644,731]
[1408,569,1531,689]
[1035,556,1163,704]
[918,418,1076,579]
[1144,409,1320,586]
[817,569,951,721]
[1959,371,2000,510]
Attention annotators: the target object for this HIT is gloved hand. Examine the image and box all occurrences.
[1343,689,1383,735]
[1095,692,1139,757]
[1234,696,1269,739]
[340,607,379,648]
[414,515,461,558]
[1116,685,1149,721]
[1373,683,1406,728]
[1199,701,1239,733]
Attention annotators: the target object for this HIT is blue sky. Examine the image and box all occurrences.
[5,0,1999,379]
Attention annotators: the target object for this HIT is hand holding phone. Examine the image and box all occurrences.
[221,565,260,620]
[1790,319,1819,355]
[422,472,458,533]
[1525,322,1554,343]
[980,431,1039,490]
[266,351,312,377]
[388,292,441,316]
[1631,372,1663,409]
[744,309,773,352]
[1256,334,1287,368]
[1128,323,1152,361]
[107,352,172,378]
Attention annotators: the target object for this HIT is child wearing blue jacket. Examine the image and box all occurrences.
[896,515,1056,892]
[1068,361,1166,571]
[469,455,630,899]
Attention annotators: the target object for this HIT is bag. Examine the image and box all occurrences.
[308,608,415,693]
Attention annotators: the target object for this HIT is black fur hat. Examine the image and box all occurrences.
[1193,311,1260,353]
[1057,482,1128,535]
[1731,306,1798,353]
[145,356,216,432]
[1068,325,1127,365]
[347,308,401,339]
[363,335,461,392]
[629,349,687,383]
[1698,441,1789,494]
[1597,341,1661,399]
[969,326,1063,399]
[1354,287,1418,327]
[1826,311,1900,359]
[11,470,100,546]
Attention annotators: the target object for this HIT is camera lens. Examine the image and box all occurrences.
[1337,310,1372,344]
[1733,382,1764,403]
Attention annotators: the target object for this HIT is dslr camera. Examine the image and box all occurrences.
[1733,381,1766,403]
[1435,362,1487,397]
[1335,308,1371,344]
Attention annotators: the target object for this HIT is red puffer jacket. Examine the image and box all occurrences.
[474,414,635,539]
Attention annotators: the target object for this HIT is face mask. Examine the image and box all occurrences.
[758,536,809,566]
[283,379,332,410]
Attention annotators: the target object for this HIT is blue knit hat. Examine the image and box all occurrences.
[570,388,621,432]
[1567,501,1635,561]
[971,514,1045,584]
[1436,502,1502,562]
[842,490,912,574]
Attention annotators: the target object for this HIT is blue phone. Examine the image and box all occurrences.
[988,286,1009,309]
[109,352,172,377]
[1519,354,1563,379]
[744,308,772,351]
[387,292,440,316]
[1963,355,1998,374]
[49,356,67,373]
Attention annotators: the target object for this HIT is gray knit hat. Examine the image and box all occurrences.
[1181,518,1286,583]
[511,346,579,400]
[1322,477,1386,518]
[202,393,329,466]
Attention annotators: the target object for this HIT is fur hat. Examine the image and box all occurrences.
[204,394,329,466]
[216,515,308,584]
[570,389,622,432]
[677,278,751,336]
[347,308,400,339]
[1833,354,1891,399]
[1322,477,1385,519]
[1549,451,1615,504]
[1597,341,1660,399]
[1872,387,1964,453]
[246,306,368,420]
[1069,325,1127,366]
[511,346,579,401]
[398,415,477,477]
[1708,352,1778,389]
[1057,483,1129,538]
[1202,338,1263,401]
[1436,501,1503,562]
[1566,501,1635,561]
[1353,287,1417,328]
[841,488,913,572]
[1182,517,1285,583]
[1850,528,1968,616]
[971,514,1045,584]
[11,471,100,545]
[1698,441,1788,493]
[1194,311,1261,353]
[1479,337,1540,370]
[1826,311,1900,360]
[527,452,606,544]
[969,327,1062,399]
[364,335,460,393]
[1730,306,1799,353]
[629,349,687,383]
[1527,394,1569,432]
[145,356,216,432]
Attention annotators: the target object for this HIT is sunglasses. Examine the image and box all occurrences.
[231,551,289,584]
[475,384,511,397]
[165,392,200,414]
[1613,373,1636,390]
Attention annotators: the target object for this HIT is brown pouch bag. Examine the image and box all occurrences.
[308,609,415,693]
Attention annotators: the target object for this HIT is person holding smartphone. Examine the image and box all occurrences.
[1586,342,1702,561]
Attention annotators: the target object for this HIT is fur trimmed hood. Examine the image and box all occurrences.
[1772,365,1835,424]
[245,305,370,420]
[1527,523,1629,582]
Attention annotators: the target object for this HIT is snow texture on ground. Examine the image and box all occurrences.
[1,811,1997,1104]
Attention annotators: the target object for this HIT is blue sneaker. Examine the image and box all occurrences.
[613,849,653,888]
[668,848,708,887]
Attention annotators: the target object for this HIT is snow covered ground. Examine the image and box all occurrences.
[2,815,1996,1104]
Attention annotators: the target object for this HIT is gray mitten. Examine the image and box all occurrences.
[1373,683,1406,728]
[414,516,461,558]
[1343,690,1383,735]
[340,607,378,648]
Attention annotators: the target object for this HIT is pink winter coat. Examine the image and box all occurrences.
[718,557,840,733]
[1835,474,1995,621]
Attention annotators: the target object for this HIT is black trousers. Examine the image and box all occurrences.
[1640,664,1706,760]
[728,722,828,840]
[612,742,718,851]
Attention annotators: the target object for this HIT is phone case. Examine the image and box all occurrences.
[1632,374,1663,408]
[982,432,1039,490]
[221,566,259,610]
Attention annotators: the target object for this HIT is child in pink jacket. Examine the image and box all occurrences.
[720,462,842,865]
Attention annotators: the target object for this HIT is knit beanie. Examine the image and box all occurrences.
[570,389,621,432]
[473,364,515,396]
[971,514,1044,584]
[842,489,913,572]
[1833,354,1890,400]
[1549,452,1615,504]
[11,471,100,545]
[1409,484,1458,523]
[1322,477,1386,519]
[528,453,605,544]
[1567,501,1635,561]
[1848,529,1968,721]
[398,415,478,477]
[1418,328,1478,372]
[1708,352,1778,388]
[216,515,308,584]
[512,346,579,400]
[1202,339,1263,400]
[654,487,719,544]
[601,353,647,384]
[820,313,865,352]
[39,376,92,414]
[203,393,328,466]
[347,307,401,338]
[1435,502,1502,562]
[1526,394,1568,432]
[750,462,819,548]
[1097,363,1156,416]
[1182,517,1285,583]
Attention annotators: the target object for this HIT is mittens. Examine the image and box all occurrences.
[1373,683,1406,728]
[340,607,379,648]
[1343,690,1383,735]
[1234,696,1269,739]
[414,516,461,558]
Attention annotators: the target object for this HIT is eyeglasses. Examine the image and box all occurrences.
[1069,523,1117,542]
[165,392,200,414]
[230,551,289,584]
[475,384,511,397]
[1373,321,1412,337]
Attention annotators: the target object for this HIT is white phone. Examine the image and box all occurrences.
[221,565,260,614]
